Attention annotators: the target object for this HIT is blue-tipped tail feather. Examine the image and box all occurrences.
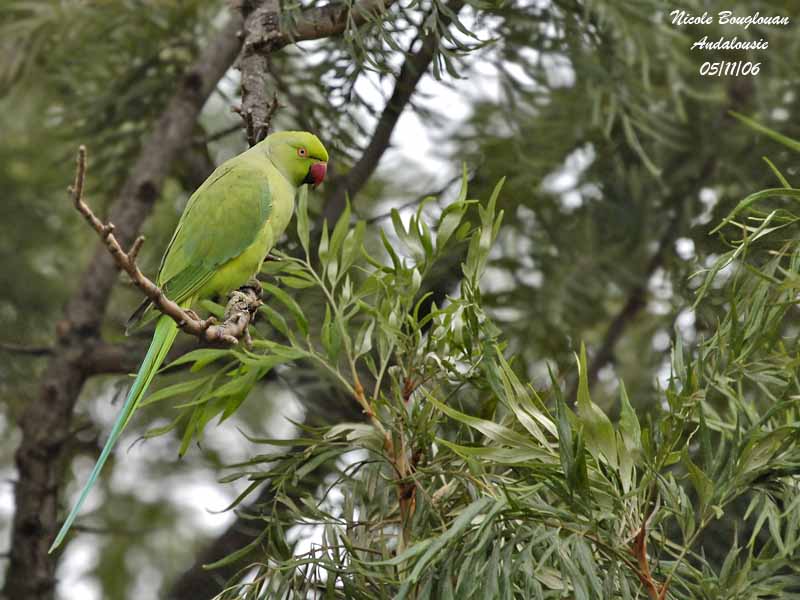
[49,315,179,553]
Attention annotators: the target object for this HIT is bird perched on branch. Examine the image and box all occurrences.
[50,131,328,552]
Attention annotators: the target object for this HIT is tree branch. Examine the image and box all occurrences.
[288,0,395,43]
[0,342,52,356]
[233,92,280,147]
[571,154,718,401]
[83,337,211,375]
[323,0,465,222]
[4,17,243,600]
[0,335,199,374]
[582,214,678,389]
[70,145,263,346]
[238,0,397,144]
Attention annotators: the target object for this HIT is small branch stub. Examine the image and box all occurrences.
[632,524,665,600]
[70,145,261,346]
[233,92,281,146]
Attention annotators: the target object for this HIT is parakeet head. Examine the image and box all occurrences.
[263,131,329,189]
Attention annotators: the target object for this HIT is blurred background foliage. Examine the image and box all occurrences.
[2,0,800,598]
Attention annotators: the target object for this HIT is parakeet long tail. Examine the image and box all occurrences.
[49,314,181,553]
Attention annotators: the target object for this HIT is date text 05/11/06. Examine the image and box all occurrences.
[700,61,760,77]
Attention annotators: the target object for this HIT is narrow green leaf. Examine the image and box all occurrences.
[380,228,402,272]
[575,343,617,469]
[258,304,290,338]
[340,220,366,276]
[427,392,540,449]
[167,348,231,371]
[617,382,641,455]
[710,187,800,235]
[437,201,467,252]
[730,111,800,153]
[683,450,714,509]
[318,218,330,264]
[763,156,792,189]
[143,413,184,439]
[277,275,315,289]
[555,392,575,490]
[203,529,268,570]
[140,377,209,407]
[330,198,352,261]
[296,185,310,255]
[436,438,554,464]
[408,497,496,583]
[262,282,308,336]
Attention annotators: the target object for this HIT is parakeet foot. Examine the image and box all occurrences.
[241,277,263,296]
[199,315,218,330]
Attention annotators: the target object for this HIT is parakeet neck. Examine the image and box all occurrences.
[256,139,298,189]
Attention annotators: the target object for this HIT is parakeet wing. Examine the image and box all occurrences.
[157,160,273,301]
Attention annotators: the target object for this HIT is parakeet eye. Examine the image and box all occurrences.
[297,147,308,157]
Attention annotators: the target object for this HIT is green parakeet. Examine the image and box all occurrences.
[49,131,329,553]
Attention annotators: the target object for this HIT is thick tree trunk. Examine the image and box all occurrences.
[3,18,243,600]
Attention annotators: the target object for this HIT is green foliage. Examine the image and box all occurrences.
[141,150,800,597]
[453,0,800,404]
[4,1,800,597]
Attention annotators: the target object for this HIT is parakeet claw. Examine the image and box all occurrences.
[184,309,202,321]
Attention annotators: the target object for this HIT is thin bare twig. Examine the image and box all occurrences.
[0,342,52,356]
[362,172,463,225]
[203,122,243,144]
[70,145,262,346]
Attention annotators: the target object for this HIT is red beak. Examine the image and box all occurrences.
[309,162,327,188]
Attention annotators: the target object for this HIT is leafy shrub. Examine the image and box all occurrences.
[150,151,800,598]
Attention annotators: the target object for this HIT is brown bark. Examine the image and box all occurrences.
[3,18,244,600]
[238,0,281,145]
[238,0,397,144]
